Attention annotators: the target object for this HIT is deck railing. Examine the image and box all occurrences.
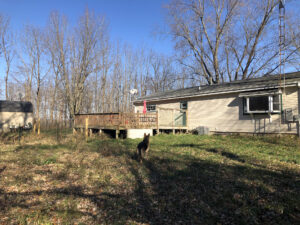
[74,112,158,129]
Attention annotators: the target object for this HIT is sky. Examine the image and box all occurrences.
[0,0,173,54]
[0,0,299,99]
[0,0,174,98]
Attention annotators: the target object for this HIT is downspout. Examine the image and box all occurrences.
[280,93,283,112]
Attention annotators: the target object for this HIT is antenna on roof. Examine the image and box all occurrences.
[279,0,285,90]
[278,0,286,135]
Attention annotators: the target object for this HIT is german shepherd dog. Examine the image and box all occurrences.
[137,133,150,163]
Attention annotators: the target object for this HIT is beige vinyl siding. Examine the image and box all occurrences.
[283,86,298,115]
[188,94,283,133]
[189,87,298,133]
[134,86,299,134]
[0,112,34,132]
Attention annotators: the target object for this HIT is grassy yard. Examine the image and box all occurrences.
[0,131,299,224]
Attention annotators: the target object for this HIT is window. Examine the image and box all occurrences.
[244,95,281,114]
[146,104,156,112]
[249,96,269,111]
[180,101,188,110]
[273,95,280,111]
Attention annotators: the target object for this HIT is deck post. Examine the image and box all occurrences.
[137,112,140,128]
[186,110,188,128]
[85,117,89,141]
[37,118,40,135]
[172,109,175,129]
[73,119,76,135]
[33,121,36,133]
[99,129,102,136]
[116,130,119,139]
[297,121,300,138]
[156,110,159,132]
[118,113,121,129]
[123,113,126,128]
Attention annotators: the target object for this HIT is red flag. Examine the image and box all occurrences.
[143,100,147,114]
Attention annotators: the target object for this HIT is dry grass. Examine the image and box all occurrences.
[0,130,299,224]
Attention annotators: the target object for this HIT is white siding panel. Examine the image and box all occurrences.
[0,112,34,131]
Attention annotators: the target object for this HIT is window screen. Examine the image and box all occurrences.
[180,101,188,110]
[146,105,156,112]
[249,96,269,111]
[244,94,281,114]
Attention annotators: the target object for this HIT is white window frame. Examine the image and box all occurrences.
[244,95,281,114]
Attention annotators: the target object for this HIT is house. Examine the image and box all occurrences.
[0,100,34,132]
[133,71,300,135]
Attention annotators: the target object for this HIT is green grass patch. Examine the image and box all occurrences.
[0,133,299,224]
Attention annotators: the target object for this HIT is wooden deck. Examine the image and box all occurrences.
[74,112,188,131]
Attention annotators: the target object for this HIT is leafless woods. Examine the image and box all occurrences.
[0,9,179,125]
[165,0,300,84]
[0,2,299,124]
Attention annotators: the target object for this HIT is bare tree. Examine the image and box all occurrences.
[146,52,175,93]
[2,6,189,122]
[18,25,48,134]
[287,13,300,70]
[67,9,108,118]
[45,12,69,124]
[96,26,112,113]
[0,14,14,100]
[165,0,298,84]
[137,47,150,97]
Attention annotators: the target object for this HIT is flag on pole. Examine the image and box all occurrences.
[143,100,147,114]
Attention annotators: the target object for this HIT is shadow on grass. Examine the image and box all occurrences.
[173,143,246,163]
[40,128,72,137]
[172,143,205,148]
[13,144,68,153]
[205,148,246,163]
[1,144,299,224]
[229,135,300,148]
[220,151,246,163]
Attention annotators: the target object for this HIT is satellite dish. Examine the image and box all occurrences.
[130,89,138,95]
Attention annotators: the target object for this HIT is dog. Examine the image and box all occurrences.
[136,133,150,163]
